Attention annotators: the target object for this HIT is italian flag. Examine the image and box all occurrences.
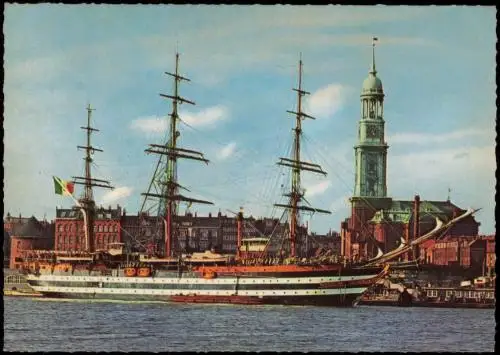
[53,176,75,196]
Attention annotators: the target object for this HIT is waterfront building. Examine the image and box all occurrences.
[120,210,298,256]
[419,235,495,276]
[54,205,122,252]
[9,216,54,269]
[4,213,53,268]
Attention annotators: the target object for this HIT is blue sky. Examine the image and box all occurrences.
[4,5,496,235]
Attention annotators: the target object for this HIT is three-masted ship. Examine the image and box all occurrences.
[21,54,473,306]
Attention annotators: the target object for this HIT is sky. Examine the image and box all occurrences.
[3,5,496,235]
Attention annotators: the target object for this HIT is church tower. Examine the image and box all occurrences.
[346,38,392,258]
[353,38,388,198]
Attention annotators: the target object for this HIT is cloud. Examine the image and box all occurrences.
[387,128,492,145]
[395,145,494,176]
[453,152,469,160]
[305,84,348,119]
[130,105,229,134]
[305,181,332,198]
[181,105,229,128]
[99,186,133,205]
[129,116,167,134]
[329,195,350,213]
[217,142,237,161]
[388,144,494,233]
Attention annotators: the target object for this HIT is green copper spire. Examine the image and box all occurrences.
[362,36,383,95]
[370,37,378,75]
[354,36,388,198]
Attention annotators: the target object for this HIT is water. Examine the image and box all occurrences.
[3,297,495,352]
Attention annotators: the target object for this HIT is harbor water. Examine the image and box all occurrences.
[3,297,495,352]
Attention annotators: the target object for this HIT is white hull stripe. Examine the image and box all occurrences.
[31,286,368,297]
[27,274,378,285]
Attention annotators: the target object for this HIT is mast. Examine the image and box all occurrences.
[274,57,331,258]
[72,104,114,252]
[142,53,213,258]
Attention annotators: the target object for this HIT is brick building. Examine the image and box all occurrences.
[9,216,54,269]
[54,205,122,252]
[418,235,494,276]
[485,235,495,274]
[3,213,31,267]
[120,211,294,256]
[342,198,480,261]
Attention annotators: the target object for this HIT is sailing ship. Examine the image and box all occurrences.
[21,54,473,306]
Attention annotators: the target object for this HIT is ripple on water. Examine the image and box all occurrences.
[3,298,495,352]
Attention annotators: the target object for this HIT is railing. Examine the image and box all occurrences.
[4,274,27,284]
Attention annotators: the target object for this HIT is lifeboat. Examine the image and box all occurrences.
[203,271,217,279]
[137,267,151,277]
[124,267,137,277]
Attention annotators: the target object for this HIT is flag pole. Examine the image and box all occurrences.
[56,177,90,252]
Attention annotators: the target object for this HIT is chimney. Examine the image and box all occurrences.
[412,195,421,260]
[209,212,212,218]
[237,207,244,260]
[340,221,348,256]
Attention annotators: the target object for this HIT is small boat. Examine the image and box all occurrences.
[360,281,495,309]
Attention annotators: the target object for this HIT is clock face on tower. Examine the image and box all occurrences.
[367,125,379,138]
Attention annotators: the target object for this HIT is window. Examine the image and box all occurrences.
[98,225,103,232]
[104,225,108,233]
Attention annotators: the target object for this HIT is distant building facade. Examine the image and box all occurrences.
[4,213,54,268]
[54,205,122,252]
[120,211,298,256]
[418,235,494,276]
[9,216,54,269]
